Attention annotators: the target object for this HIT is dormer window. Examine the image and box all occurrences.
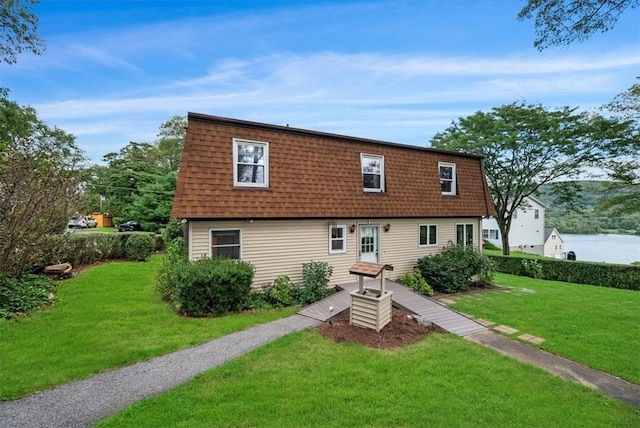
[361,154,384,192]
[234,138,269,187]
[439,162,456,195]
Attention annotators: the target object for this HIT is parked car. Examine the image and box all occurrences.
[118,220,143,232]
[68,216,88,228]
[86,217,98,228]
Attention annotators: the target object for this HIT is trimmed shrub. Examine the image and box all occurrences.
[520,259,543,279]
[124,233,157,261]
[300,261,334,305]
[397,268,433,296]
[489,255,640,290]
[172,257,254,316]
[417,245,493,294]
[0,274,55,319]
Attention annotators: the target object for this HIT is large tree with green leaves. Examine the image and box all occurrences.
[431,102,636,255]
[1,0,45,95]
[0,98,86,276]
[518,0,639,50]
[82,116,185,232]
[599,79,640,214]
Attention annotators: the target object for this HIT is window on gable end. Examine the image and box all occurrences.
[534,209,540,219]
[439,162,456,195]
[233,138,269,187]
[361,154,384,192]
[329,225,347,254]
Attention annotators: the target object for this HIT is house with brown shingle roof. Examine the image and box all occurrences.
[171,113,496,287]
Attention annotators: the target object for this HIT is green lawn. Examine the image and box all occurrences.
[0,256,295,400]
[450,273,640,383]
[97,331,638,427]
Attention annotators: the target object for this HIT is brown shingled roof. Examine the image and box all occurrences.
[171,113,496,219]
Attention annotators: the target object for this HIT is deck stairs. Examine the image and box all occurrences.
[298,279,486,337]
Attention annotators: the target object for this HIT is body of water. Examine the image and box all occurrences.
[561,234,640,265]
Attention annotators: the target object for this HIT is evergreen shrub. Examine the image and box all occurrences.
[124,234,157,261]
[172,257,254,316]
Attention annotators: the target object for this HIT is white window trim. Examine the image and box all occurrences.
[439,162,456,196]
[419,224,438,247]
[233,138,269,188]
[361,153,385,192]
[209,228,242,260]
[328,224,347,254]
[456,223,474,247]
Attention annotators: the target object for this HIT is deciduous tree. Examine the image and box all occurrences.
[1,0,45,95]
[599,79,640,214]
[431,102,636,255]
[518,0,639,50]
[0,98,85,276]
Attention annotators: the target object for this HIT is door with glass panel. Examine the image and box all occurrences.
[359,225,379,263]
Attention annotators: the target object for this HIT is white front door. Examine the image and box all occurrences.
[359,225,379,263]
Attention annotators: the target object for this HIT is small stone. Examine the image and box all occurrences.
[411,314,433,327]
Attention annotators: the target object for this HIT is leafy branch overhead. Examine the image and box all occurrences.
[430,101,637,255]
[518,0,639,50]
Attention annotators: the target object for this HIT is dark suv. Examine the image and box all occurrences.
[117,221,143,232]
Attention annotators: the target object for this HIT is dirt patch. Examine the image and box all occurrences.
[317,307,447,349]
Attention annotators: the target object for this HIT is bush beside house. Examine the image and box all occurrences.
[417,245,493,294]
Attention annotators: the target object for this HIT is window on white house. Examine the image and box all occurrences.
[439,162,456,195]
[329,225,347,253]
[552,234,556,240]
[361,154,384,192]
[456,223,474,247]
[210,230,241,259]
[419,224,437,246]
[534,209,539,219]
[483,229,498,239]
[233,139,269,187]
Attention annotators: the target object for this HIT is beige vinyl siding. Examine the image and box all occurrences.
[188,218,482,287]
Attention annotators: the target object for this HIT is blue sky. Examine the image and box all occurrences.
[2,0,638,163]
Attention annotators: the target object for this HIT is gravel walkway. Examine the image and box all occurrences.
[0,315,320,428]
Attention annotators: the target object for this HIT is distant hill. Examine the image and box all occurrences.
[535,181,640,235]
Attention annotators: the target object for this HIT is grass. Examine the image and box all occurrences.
[450,273,640,383]
[0,255,295,400]
[97,331,639,427]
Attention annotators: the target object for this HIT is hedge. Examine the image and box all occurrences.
[40,232,162,268]
[488,255,640,291]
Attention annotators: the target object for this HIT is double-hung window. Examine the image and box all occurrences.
[234,138,269,187]
[456,223,474,247]
[329,225,347,254]
[439,162,456,195]
[361,154,384,192]
[210,229,241,259]
[419,224,437,246]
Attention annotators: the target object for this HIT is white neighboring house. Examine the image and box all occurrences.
[482,196,560,257]
[543,227,565,258]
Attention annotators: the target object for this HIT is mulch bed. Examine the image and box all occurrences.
[317,307,447,349]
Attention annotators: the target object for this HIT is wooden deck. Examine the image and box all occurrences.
[298,279,487,337]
